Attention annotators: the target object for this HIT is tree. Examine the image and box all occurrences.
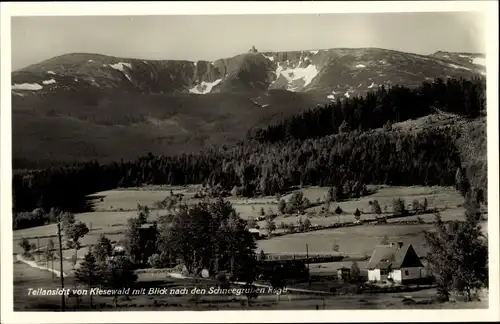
[455,167,471,197]
[65,221,89,251]
[259,207,265,216]
[265,216,277,237]
[383,120,393,131]
[19,238,35,259]
[327,186,337,203]
[259,249,266,261]
[93,234,113,263]
[354,208,361,221]
[161,199,257,276]
[332,241,340,252]
[301,197,311,212]
[392,198,406,216]
[278,199,286,215]
[102,255,138,306]
[123,217,143,266]
[247,219,258,228]
[43,239,56,274]
[412,199,421,214]
[350,261,361,282]
[75,250,104,308]
[422,198,429,212]
[334,205,343,223]
[132,221,158,267]
[338,120,350,133]
[270,266,287,301]
[287,191,305,214]
[424,207,488,302]
[302,217,312,231]
[60,212,76,231]
[371,200,382,216]
[137,204,150,224]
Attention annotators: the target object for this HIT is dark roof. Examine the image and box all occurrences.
[366,243,423,270]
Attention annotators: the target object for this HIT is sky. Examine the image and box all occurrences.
[11,12,486,70]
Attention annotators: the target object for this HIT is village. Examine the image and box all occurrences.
[13,183,488,310]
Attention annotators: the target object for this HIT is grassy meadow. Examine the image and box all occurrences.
[13,184,476,271]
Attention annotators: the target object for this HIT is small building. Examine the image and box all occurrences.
[366,242,425,284]
[337,266,351,281]
[248,228,261,240]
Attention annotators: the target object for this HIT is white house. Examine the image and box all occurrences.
[366,242,425,284]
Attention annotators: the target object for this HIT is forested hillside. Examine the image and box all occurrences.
[251,77,485,143]
[12,77,487,230]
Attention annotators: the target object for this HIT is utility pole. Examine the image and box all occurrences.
[57,222,66,311]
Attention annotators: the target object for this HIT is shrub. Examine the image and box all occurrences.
[393,198,406,216]
[354,208,361,220]
[371,200,382,215]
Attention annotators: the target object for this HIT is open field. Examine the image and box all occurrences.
[258,224,433,257]
[13,184,482,276]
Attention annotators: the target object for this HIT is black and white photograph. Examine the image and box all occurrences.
[1,1,498,322]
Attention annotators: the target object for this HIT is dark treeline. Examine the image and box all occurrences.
[14,128,464,229]
[12,77,485,230]
[252,77,486,143]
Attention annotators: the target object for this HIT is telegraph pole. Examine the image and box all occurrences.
[57,222,66,311]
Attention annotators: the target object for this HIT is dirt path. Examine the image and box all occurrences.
[16,254,67,278]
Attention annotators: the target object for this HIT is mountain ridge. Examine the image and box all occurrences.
[11,47,486,168]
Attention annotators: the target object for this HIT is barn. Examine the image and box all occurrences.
[366,241,425,284]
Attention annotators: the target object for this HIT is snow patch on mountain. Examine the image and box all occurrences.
[355,64,366,68]
[344,92,350,98]
[12,83,43,91]
[368,81,376,89]
[189,78,222,94]
[473,57,486,67]
[275,63,319,89]
[47,71,56,75]
[448,63,471,71]
[262,54,275,62]
[309,50,319,55]
[42,79,56,85]
[88,60,94,63]
[109,62,132,72]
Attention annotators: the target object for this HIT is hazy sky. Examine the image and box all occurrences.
[11,12,485,70]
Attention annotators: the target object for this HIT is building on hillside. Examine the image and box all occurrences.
[366,241,425,284]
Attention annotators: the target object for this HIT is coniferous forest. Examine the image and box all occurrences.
[12,76,487,230]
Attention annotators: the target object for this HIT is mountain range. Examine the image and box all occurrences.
[11,47,486,168]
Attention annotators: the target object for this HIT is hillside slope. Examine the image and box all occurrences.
[11,47,485,168]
